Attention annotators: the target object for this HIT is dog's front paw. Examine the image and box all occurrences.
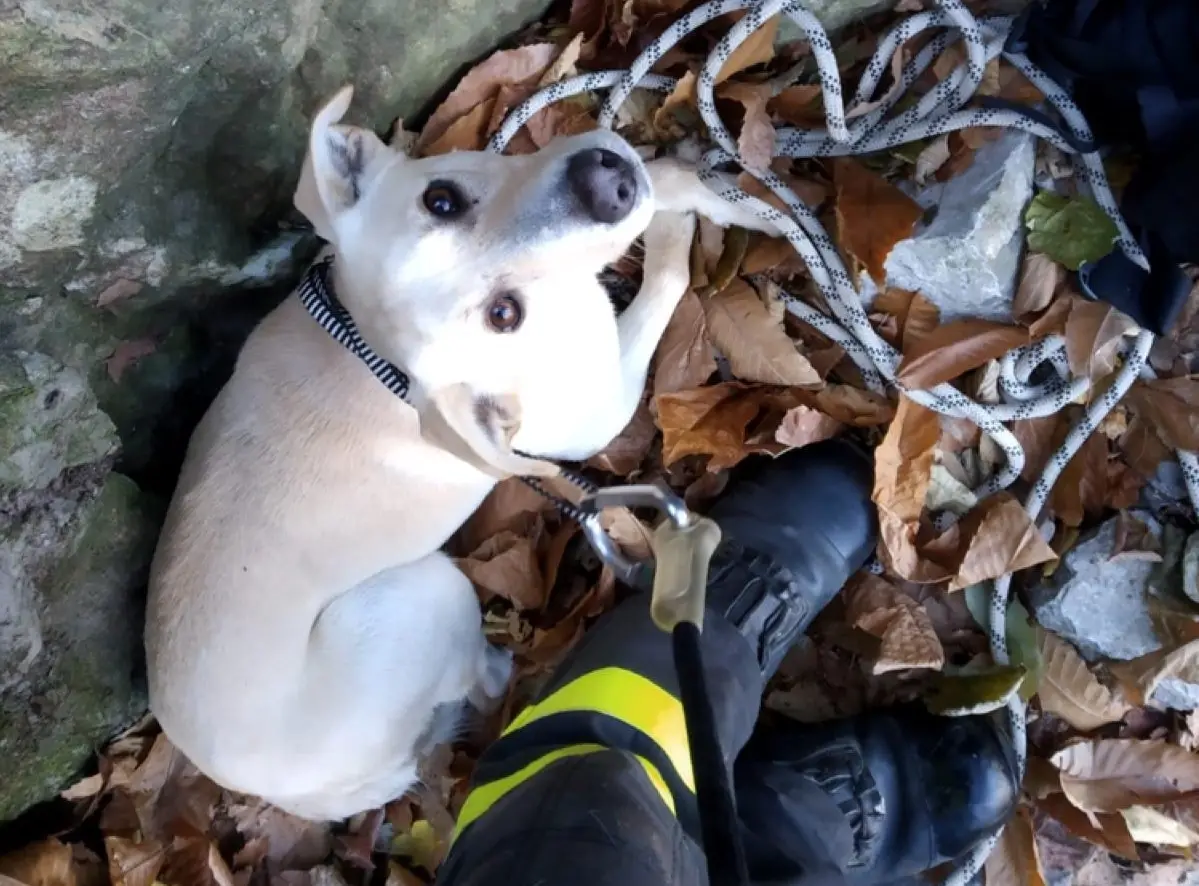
[468,644,514,713]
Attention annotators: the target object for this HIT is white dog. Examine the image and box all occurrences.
[145,85,779,821]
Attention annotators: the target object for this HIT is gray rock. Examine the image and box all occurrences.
[883,130,1036,322]
[1031,513,1199,711]
[1030,513,1165,662]
[1184,531,1199,605]
[0,351,119,490]
[1,351,160,821]
[777,0,893,39]
[1152,678,1199,712]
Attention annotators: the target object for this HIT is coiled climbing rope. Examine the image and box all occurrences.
[487,1,1199,879]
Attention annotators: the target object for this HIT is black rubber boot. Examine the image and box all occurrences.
[734,704,1020,886]
[703,438,878,679]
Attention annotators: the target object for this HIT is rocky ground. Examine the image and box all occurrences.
[3,0,1199,885]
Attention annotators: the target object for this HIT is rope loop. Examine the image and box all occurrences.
[488,5,1199,882]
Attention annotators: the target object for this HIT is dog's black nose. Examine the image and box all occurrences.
[566,148,638,224]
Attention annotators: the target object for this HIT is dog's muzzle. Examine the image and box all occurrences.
[566,147,639,224]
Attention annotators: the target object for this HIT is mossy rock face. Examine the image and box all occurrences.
[1,0,551,487]
[1,0,551,824]
[0,466,161,823]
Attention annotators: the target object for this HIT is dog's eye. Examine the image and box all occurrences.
[422,181,467,218]
[486,293,523,333]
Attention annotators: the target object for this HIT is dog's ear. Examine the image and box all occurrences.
[418,385,561,480]
[294,85,392,242]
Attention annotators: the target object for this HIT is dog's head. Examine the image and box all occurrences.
[294,86,654,478]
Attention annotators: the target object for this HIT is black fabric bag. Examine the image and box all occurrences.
[1011,0,1199,333]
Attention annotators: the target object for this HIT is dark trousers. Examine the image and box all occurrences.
[434,594,851,886]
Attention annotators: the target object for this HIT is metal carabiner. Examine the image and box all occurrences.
[576,482,722,633]
[577,484,694,584]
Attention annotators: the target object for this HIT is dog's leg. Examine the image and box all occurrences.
[647,157,786,235]
[613,210,697,420]
[266,553,504,820]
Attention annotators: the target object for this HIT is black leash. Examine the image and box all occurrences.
[673,623,751,886]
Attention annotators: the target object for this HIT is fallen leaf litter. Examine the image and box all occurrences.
[7,1,1199,885]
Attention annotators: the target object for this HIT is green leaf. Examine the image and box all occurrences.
[1023,191,1119,271]
[925,665,1027,716]
[960,585,1042,702]
[964,582,990,627]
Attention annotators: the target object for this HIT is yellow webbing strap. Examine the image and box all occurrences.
[451,667,694,841]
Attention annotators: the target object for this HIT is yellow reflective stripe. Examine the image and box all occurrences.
[451,744,675,843]
[504,667,695,792]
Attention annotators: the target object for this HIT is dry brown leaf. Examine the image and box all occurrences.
[654,70,697,128]
[832,157,924,286]
[103,838,165,886]
[774,404,844,449]
[525,100,599,150]
[895,319,1029,389]
[227,799,333,871]
[588,397,657,476]
[697,225,750,297]
[1111,641,1199,708]
[456,530,546,610]
[655,382,792,471]
[1052,739,1199,813]
[0,840,86,886]
[949,493,1057,591]
[1034,791,1140,859]
[872,287,940,352]
[96,278,143,309]
[1156,796,1199,842]
[804,385,894,427]
[1037,629,1131,732]
[874,395,938,524]
[160,837,238,886]
[1012,415,1063,482]
[1122,805,1199,847]
[1064,298,1137,380]
[914,135,951,184]
[106,338,157,383]
[485,83,532,139]
[1013,253,1064,320]
[845,40,907,120]
[425,98,497,155]
[734,85,775,172]
[537,33,585,86]
[600,507,654,561]
[768,85,823,127]
[997,61,1045,105]
[1120,414,1174,479]
[1125,377,1199,451]
[716,14,778,82]
[112,733,219,842]
[985,807,1046,886]
[1050,428,1108,528]
[457,478,556,553]
[703,280,821,387]
[417,44,558,151]
[843,574,945,673]
[653,290,718,397]
[736,164,830,214]
[741,234,801,275]
[872,396,951,581]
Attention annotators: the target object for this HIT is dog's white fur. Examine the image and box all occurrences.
[145,85,780,821]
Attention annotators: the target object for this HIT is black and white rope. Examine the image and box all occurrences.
[487,1,1198,880]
